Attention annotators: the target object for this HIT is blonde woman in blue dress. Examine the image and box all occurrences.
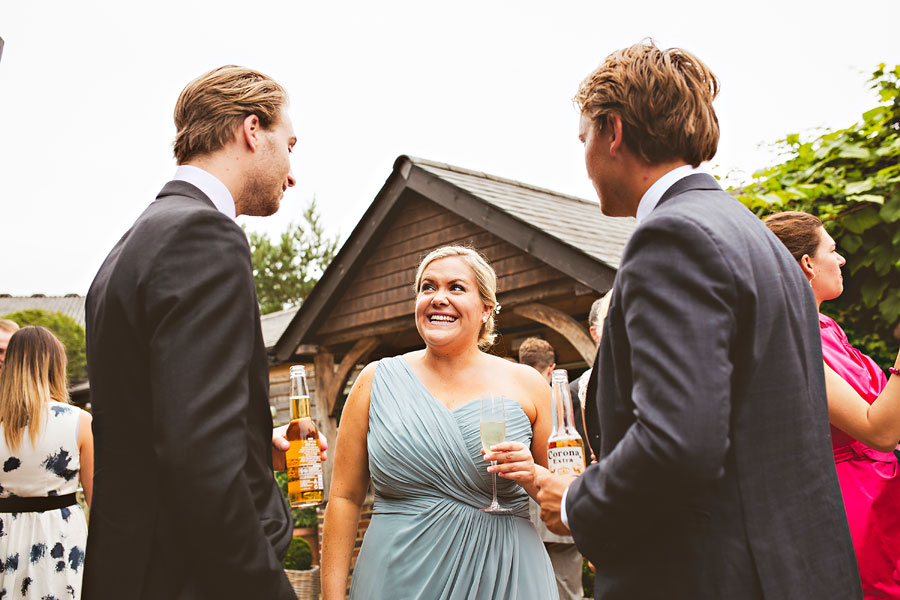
[321,246,558,599]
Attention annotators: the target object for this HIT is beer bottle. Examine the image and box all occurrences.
[285,365,324,507]
[547,369,586,475]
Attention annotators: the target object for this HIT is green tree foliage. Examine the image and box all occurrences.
[1,309,87,381]
[246,198,339,315]
[735,64,900,368]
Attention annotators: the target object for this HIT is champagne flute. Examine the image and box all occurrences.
[480,395,514,514]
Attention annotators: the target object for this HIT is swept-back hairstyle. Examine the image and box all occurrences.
[0,326,69,451]
[173,65,288,164]
[574,39,720,167]
[414,245,499,350]
[764,211,824,262]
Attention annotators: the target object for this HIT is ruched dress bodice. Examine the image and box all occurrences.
[349,356,558,599]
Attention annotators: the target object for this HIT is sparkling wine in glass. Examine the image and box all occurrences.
[480,395,514,514]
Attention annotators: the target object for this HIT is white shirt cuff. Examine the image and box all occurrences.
[560,487,570,528]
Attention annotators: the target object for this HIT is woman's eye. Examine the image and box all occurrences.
[451,284,465,291]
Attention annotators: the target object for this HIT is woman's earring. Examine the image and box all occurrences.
[482,315,488,323]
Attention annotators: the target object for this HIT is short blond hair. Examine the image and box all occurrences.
[173,65,288,164]
[575,39,720,168]
[0,319,19,334]
[414,246,499,350]
[0,326,69,452]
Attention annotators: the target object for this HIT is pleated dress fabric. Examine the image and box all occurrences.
[349,356,558,600]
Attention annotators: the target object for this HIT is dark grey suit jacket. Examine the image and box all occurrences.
[567,174,861,599]
[83,181,294,599]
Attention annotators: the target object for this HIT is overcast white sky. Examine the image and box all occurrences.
[2,1,898,295]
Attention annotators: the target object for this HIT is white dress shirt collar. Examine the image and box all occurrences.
[172,165,236,220]
[634,164,702,224]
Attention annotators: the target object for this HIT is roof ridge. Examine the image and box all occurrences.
[405,156,597,207]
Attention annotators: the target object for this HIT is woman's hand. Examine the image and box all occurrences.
[485,441,536,487]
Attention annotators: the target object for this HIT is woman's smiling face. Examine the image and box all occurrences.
[415,256,492,350]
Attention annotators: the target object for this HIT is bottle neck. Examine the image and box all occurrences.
[290,395,311,421]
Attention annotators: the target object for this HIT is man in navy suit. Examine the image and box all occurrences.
[536,41,861,599]
[85,66,299,599]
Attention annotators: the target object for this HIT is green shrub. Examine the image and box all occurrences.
[582,558,594,598]
[282,536,312,571]
[3,309,86,381]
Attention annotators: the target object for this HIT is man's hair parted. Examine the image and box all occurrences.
[173,65,288,164]
[575,39,720,168]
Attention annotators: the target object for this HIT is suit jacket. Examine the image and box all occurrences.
[83,181,294,599]
[567,174,861,599]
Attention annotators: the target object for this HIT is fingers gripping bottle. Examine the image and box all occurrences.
[547,369,586,475]
[286,365,324,507]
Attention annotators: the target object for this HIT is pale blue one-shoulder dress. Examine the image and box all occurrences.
[349,356,559,599]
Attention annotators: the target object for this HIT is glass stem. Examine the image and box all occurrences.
[491,461,499,508]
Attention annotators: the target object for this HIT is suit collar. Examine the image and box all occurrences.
[657,172,722,207]
[157,180,217,212]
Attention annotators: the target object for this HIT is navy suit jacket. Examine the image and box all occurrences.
[84,181,294,599]
[568,174,861,599]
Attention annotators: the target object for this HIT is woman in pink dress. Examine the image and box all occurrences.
[767,211,900,599]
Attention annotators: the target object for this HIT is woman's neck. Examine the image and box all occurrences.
[421,343,482,374]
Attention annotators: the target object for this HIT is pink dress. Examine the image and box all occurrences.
[820,313,900,599]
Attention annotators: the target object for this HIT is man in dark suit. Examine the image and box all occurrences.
[84,66,299,599]
[536,41,861,599]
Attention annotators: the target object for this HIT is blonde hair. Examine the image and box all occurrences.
[0,319,19,334]
[0,326,69,451]
[173,65,288,164]
[574,39,720,167]
[414,246,499,349]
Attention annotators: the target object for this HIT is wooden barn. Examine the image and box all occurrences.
[271,155,637,492]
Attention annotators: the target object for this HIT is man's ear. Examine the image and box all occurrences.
[608,115,624,156]
[241,114,261,151]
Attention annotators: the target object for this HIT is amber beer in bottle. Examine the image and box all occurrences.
[547,369,586,475]
[285,365,324,507]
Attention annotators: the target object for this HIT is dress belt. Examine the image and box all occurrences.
[0,493,77,513]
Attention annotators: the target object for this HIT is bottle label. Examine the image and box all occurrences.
[287,438,322,492]
[548,440,586,475]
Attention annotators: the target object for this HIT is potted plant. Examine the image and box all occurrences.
[283,536,319,599]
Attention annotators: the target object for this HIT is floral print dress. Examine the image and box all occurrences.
[0,402,88,599]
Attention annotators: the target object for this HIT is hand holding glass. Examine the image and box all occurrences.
[480,395,515,514]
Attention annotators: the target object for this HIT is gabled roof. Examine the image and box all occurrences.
[415,159,634,269]
[261,306,299,350]
[0,295,86,327]
[273,155,636,362]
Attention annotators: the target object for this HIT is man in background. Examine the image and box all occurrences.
[518,337,583,600]
[0,318,19,369]
[85,65,299,599]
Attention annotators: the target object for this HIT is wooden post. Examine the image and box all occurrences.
[311,337,379,497]
[513,303,597,364]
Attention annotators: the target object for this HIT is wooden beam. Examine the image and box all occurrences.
[328,337,380,415]
[513,303,596,364]
[313,338,379,499]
